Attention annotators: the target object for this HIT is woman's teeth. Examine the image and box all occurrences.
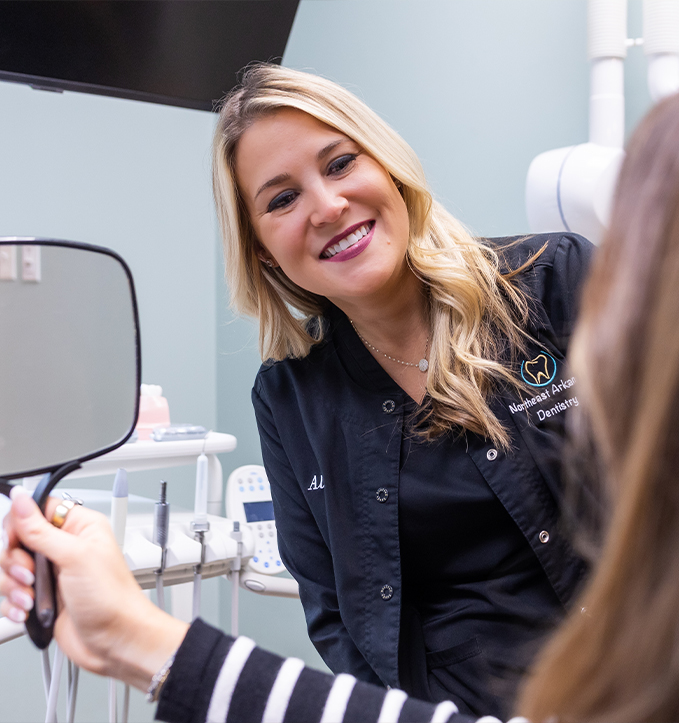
[321,223,372,258]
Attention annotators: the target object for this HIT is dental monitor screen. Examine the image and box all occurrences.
[243,500,275,523]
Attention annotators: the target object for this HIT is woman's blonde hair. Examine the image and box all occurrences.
[517,93,679,722]
[213,63,535,446]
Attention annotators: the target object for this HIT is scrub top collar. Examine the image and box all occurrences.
[326,303,417,401]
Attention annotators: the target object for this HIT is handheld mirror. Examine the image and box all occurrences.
[0,238,141,648]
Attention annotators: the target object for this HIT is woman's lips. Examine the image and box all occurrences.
[321,221,375,262]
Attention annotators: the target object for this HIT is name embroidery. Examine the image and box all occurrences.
[308,475,325,491]
[509,375,579,421]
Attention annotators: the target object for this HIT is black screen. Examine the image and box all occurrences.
[0,1,300,111]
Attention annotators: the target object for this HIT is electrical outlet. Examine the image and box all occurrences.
[0,246,17,280]
[22,245,41,282]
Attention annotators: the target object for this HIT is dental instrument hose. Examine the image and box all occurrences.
[191,454,210,620]
[67,661,79,723]
[230,521,243,637]
[45,645,65,723]
[110,469,129,723]
[153,481,169,612]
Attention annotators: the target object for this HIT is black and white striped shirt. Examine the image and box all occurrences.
[156,620,525,723]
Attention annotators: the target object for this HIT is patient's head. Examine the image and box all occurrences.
[519,91,679,723]
[572,91,679,504]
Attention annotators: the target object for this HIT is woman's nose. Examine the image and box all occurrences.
[308,183,349,227]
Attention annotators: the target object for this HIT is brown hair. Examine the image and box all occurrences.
[213,63,539,447]
[518,92,679,722]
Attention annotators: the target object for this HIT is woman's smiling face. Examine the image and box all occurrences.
[235,108,412,310]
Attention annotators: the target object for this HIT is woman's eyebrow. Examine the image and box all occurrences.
[254,173,291,202]
[317,139,344,161]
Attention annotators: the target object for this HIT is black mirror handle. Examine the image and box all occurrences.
[22,462,81,649]
[24,553,56,649]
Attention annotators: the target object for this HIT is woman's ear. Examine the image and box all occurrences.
[390,175,405,196]
[257,251,278,269]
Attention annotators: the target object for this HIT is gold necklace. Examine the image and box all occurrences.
[350,320,429,373]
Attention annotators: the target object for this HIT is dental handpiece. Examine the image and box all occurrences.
[153,481,169,611]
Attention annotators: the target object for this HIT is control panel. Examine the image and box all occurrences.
[226,465,284,575]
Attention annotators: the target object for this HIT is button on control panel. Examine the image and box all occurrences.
[226,464,285,576]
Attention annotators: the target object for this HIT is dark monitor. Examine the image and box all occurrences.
[0,0,300,112]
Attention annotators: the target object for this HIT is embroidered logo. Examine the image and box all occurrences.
[521,352,557,387]
[308,475,325,491]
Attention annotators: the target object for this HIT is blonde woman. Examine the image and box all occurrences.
[212,64,592,718]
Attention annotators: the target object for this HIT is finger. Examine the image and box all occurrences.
[0,568,31,602]
[9,494,80,564]
[0,597,29,624]
[1,546,35,574]
[41,496,106,537]
[0,548,36,584]
[2,512,18,551]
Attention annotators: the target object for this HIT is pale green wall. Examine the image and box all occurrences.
[0,0,658,720]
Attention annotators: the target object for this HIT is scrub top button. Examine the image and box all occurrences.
[486,448,498,461]
[382,400,396,414]
[539,530,550,544]
[376,488,389,503]
[380,584,394,600]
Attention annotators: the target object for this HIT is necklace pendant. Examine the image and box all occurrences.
[418,358,429,373]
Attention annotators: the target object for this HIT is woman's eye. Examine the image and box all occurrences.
[267,190,298,213]
[328,154,357,176]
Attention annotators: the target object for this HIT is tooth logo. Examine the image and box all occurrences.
[521,352,557,387]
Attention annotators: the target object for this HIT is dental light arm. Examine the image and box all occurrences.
[644,0,679,101]
[527,0,679,244]
[526,0,627,244]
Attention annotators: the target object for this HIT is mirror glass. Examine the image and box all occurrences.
[0,241,139,479]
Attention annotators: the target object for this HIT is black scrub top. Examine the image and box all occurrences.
[253,234,593,718]
[398,410,564,718]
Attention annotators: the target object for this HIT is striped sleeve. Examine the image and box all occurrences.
[156,619,479,723]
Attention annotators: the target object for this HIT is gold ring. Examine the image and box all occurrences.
[51,499,80,528]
